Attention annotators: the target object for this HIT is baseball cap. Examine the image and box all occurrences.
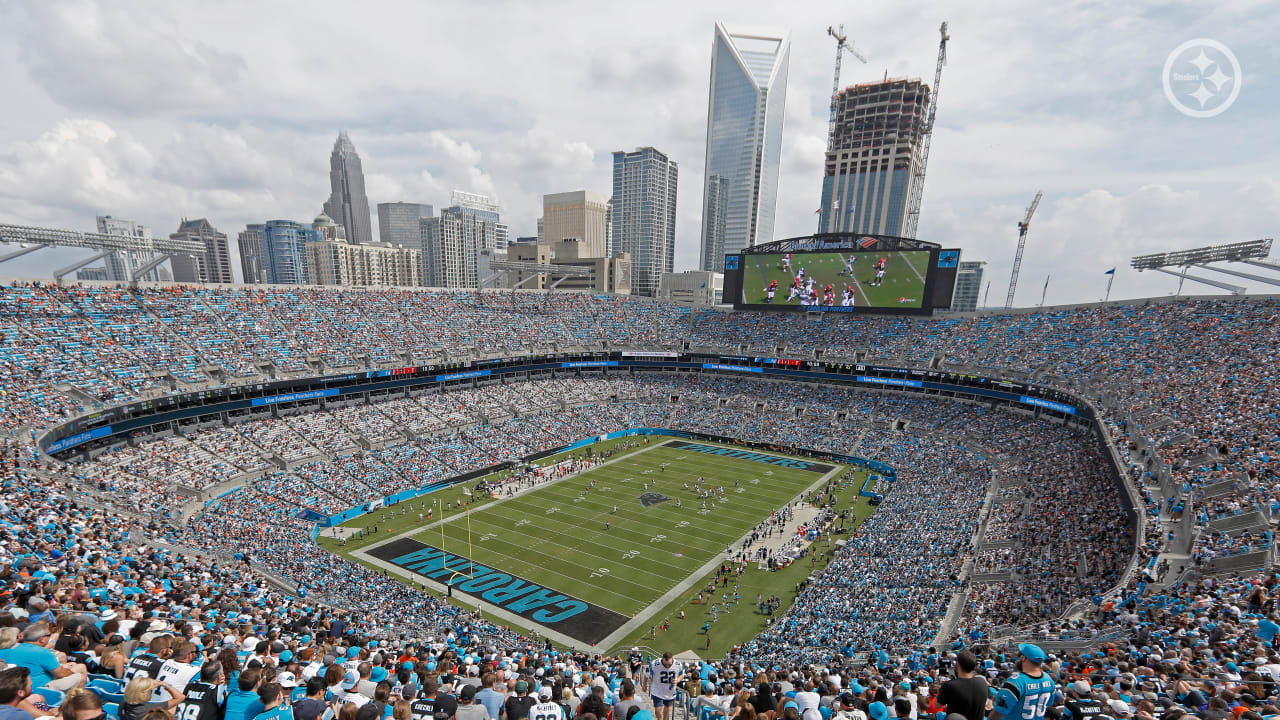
[460,685,477,702]
[1018,644,1047,664]
[515,680,529,694]
[342,669,359,690]
[869,702,889,720]
[539,686,553,700]
[1071,681,1091,696]
[1109,700,1131,717]
[277,672,298,688]
[839,694,856,707]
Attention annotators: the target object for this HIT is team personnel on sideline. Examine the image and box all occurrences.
[649,652,684,720]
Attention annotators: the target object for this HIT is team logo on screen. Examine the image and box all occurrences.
[638,491,670,508]
[724,256,739,270]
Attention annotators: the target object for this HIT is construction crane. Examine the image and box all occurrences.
[902,21,950,240]
[819,24,868,232]
[1005,191,1043,309]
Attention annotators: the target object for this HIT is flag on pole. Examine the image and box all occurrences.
[1104,267,1116,275]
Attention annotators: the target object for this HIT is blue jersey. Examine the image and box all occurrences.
[994,672,1056,720]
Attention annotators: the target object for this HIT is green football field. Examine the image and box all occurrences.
[330,438,868,652]
[743,250,930,308]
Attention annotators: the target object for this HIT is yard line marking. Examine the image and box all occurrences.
[901,251,927,284]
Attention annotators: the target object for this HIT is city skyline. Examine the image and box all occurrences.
[0,2,1275,304]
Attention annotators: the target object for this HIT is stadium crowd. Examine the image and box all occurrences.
[1,283,1278,720]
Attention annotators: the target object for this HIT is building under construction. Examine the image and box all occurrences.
[818,77,930,237]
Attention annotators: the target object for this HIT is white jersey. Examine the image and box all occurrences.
[649,659,683,700]
[530,702,564,720]
[152,659,199,701]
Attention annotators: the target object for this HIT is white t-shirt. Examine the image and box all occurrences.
[529,702,564,720]
[795,691,821,720]
[649,659,683,700]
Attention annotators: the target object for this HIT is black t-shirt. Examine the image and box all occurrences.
[1065,698,1106,720]
[412,695,460,720]
[176,681,224,720]
[125,653,166,682]
[938,676,989,720]
[751,685,778,715]
[505,695,536,720]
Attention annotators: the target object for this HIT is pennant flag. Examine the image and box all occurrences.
[1104,267,1116,275]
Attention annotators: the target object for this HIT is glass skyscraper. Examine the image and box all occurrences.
[699,24,790,272]
[262,220,320,285]
[612,147,678,297]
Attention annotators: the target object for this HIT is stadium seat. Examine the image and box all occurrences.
[104,702,120,719]
[92,687,125,705]
[89,678,123,694]
[32,688,62,708]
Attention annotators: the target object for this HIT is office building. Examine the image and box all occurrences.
[306,240,422,287]
[378,202,433,247]
[75,267,109,282]
[503,241,630,294]
[261,220,320,285]
[96,215,160,281]
[819,78,930,237]
[322,131,373,245]
[699,24,791,272]
[312,213,343,242]
[658,270,724,306]
[549,239,631,295]
[950,260,986,312]
[420,204,499,288]
[542,191,609,257]
[447,191,509,252]
[238,224,268,284]
[611,147,677,296]
[169,218,233,284]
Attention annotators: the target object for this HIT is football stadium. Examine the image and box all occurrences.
[1,276,1277,718]
[0,6,1273,720]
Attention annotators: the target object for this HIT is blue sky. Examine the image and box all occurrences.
[0,0,1275,305]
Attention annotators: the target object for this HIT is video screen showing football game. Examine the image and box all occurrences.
[740,249,933,309]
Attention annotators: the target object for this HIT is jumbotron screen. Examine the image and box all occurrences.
[731,248,958,314]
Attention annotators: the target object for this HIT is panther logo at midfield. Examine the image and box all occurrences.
[638,492,670,508]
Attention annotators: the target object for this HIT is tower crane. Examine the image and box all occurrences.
[819,24,868,233]
[1005,191,1043,309]
[903,21,950,240]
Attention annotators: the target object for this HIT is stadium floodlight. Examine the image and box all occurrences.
[485,260,593,290]
[1130,239,1272,270]
[0,222,205,284]
[1131,239,1273,296]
